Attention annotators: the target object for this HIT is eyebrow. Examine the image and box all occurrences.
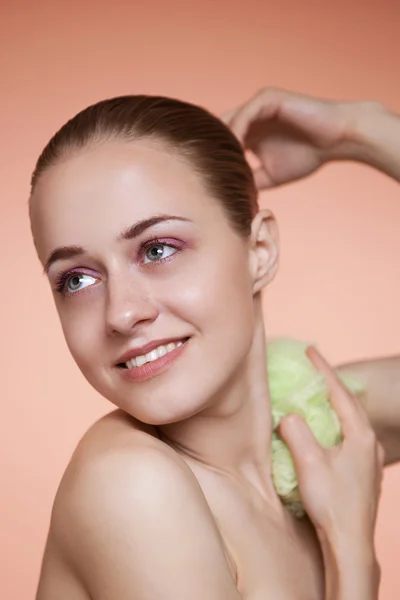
[43,214,191,274]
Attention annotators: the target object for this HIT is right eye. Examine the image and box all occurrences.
[55,272,98,296]
[66,273,97,294]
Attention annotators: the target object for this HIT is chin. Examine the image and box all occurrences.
[81,341,238,425]
[121,389,207,426]
[101,373,210,426]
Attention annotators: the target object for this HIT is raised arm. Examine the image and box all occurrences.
[223,89,400,464]
[337,356,400,465]
[222,88,400,187]
[337,100,400,182]
[334,102,400,465]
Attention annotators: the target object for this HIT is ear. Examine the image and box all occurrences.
[249,209,279,294]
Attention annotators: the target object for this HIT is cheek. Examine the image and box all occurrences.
[56,301,103,371]
[166,246,255,346]
[207,249,256,365]
[212,263,255,350]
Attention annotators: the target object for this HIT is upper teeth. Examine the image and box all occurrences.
[125,341,184,369]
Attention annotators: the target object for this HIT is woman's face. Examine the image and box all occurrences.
[31,139,273,425]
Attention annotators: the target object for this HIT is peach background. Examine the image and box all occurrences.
[1,0,400,598]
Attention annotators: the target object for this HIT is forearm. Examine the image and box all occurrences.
[333,101,400,182]
[337,355,400,465]
[320,533,380,600]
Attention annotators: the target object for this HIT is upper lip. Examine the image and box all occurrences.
[116,337,188,365]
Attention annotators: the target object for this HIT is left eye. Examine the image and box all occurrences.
[67,273,97,293]
[143,244,177,264]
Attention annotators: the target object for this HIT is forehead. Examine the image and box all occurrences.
[30,139,225,260]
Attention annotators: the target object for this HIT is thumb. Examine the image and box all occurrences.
[278,414,323,470]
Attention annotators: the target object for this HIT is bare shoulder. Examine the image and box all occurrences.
[57,408,196,502]
[73,407,161,455]
[38,410,240,600]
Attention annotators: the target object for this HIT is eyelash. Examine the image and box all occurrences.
[54,237,183,297]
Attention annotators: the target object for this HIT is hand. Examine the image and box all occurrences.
[222,88,355,190]
[278,346,385,544]
[278,347,384,599]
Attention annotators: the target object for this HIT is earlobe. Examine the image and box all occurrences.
[250,209,279,294]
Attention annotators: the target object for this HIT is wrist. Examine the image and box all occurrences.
[318,531,380,600]
[329,100,391,167]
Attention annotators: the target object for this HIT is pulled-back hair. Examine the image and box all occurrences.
[31,95,258,236]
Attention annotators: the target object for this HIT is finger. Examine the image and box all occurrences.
[228,89,283,143]
[278,413,324,470]
[253,166,273,190]
[306,346,367,437]
[220,106,240,126]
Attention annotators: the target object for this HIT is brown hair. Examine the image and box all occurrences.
[31,95,258,236]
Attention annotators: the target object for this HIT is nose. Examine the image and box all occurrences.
[105,275,159,336]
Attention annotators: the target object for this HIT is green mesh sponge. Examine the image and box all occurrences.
[267,338,365,518]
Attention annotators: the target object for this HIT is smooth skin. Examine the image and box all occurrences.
[32,89,399,600]
[223,87,400,465]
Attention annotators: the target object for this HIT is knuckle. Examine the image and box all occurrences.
[301,447,324,467]
[302,452,317,467]
[258,86,278,100]
[359,427,377,447]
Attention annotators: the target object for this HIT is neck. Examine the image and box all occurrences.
[158,297,277,500]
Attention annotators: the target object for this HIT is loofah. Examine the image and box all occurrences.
[267,338,365,518]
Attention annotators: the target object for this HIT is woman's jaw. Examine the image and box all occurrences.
[157,299,276,482]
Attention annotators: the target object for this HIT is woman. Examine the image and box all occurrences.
[31,89,397,600]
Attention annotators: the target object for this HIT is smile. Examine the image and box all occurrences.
[124,340,185,369]
[117,337,190,383]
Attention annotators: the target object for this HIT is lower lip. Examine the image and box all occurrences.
[118,340,189,382]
